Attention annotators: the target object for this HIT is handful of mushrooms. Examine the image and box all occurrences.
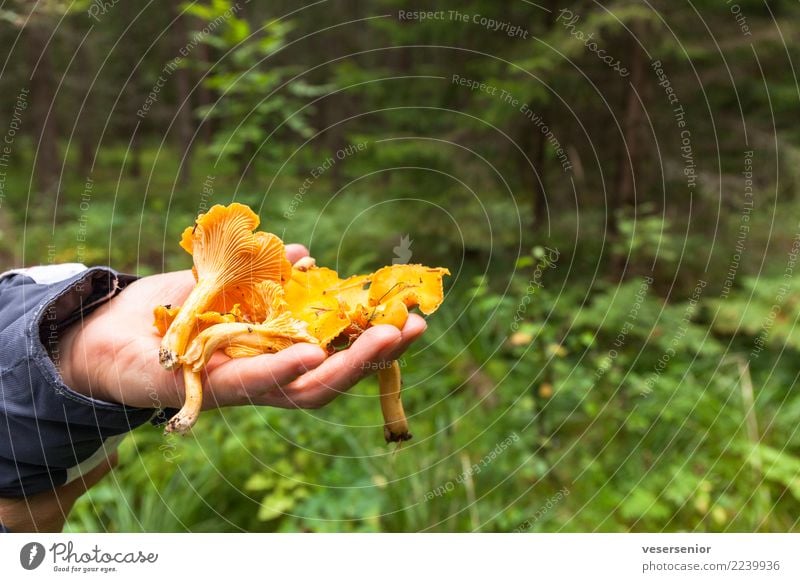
[154,203,449,442]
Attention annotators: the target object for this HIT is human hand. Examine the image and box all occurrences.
[58,244,427,412]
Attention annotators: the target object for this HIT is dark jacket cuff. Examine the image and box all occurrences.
[0,266,155,497]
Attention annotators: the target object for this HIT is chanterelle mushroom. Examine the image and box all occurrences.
[182,282,315,373]
[154,203,449,442]
[159,281,316,435]
[158,203,290,370]
[283,263,450,442]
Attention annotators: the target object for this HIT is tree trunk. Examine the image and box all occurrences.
[121,0,142,179]
[610,19,650,274]
[614,19,649,223]
[26,22,60,203]
[519,114,549,229]
[195,34,214,144]
[522,0,558,228]
[172,6,193,187]
[77,47,96,177]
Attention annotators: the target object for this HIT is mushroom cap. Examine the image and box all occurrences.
[368,265,451,314]
[180,204,292,288]
[158,203,292,369]
[283,263,450,350]
[283,268,352,349]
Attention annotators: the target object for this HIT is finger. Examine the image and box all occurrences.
[382,314,427,361]
[285,244,309,264]
[403,313,428,339]
[274,325,403,408]
[206,342,327,407]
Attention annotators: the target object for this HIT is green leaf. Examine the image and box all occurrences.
[747,445,800,501]
[244,473,275,491]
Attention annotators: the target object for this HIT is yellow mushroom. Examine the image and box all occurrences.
[163,314,315,435]
[161,281,304,435]
[158,203,291,370]
[153,305,237,337]
[282,267,356,350]
[282,264,450,442]
[154,203,450,443]
[368,264,451,315]
[182,314,316,374]
[379,360,411,443]
[167,366,204,435]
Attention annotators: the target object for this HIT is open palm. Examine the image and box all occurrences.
[60,244,427,413]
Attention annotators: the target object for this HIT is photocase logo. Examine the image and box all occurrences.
[20,542,46,570]
[392,234,413,264]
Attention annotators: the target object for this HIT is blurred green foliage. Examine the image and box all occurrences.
[0,0,798,532]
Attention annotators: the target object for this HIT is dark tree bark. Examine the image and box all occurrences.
[77,47,96,177]
[195,34,214,144]
[518,113,549,229]
[614,19,650,228]
[120,0,142,179]
[26,21,60,200]
[609,19,651,276]
[521,0,559,228]
[172,6,194,187]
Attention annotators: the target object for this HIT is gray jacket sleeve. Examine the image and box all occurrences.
[0,264,156,498]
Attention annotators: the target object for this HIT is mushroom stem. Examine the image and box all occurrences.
[378,360,412,443]
[182,316,315,372]
[159,278,217,370]
[165,366,203,435]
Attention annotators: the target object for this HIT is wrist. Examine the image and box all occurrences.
[57,321,97,400]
